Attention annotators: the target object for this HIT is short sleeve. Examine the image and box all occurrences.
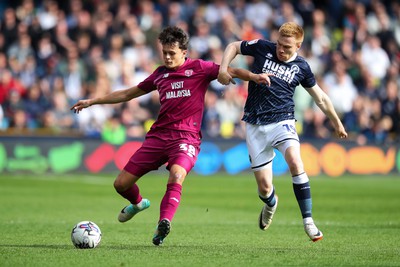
[137,67,163,92]
[300,63,316,88]
[199,60,219,81]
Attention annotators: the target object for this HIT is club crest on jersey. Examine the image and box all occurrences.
[247,39,259,45]
[290,65,300,74]
[163,73,169,78]
[185,69,193,77]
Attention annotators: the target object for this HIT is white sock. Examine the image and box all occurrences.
[303,217,314,225]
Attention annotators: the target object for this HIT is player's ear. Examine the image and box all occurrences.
[296,42,302,50]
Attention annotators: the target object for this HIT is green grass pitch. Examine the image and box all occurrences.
[0,172,399,266]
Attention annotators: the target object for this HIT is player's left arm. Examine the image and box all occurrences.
[228,67,272,86]
[306,84,348,139]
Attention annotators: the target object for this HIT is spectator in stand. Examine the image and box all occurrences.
[273,0,304,28]
[202,90,221,138]
[203,0,232,37]
[366,1,391,37]
[1,8,19,52]
[215,84,245,138]
[91,17,111,53]
[342,94,361,136]
[18,55,37,89]
[15,0,36,25]
[68,9,93,43]
[369,98,391,144]
[101,113,127,145]
[360,35,391,82]
[244,0,272,38]
[35,34,56,78]
[65,0,83,29]
[322,58,358,117]
[52,19,76,56]
[380,79,399,142]
[104,35,124,86]
[240,19,264,42]
[189,20,219,60]
[23,82,51,128]
[3,89,25,123]
[295,0,315,29]
[7,33,35,66]
[119,96,151,138]
[75,74,112,137]
[8,109,29,133]
[0,69,26,105]
[36,0,59,32]
[179,0,198,25]
[60,47,87,104]
[45,90,77,133]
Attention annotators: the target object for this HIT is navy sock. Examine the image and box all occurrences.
[293,182,312,218]
[259,187,276,207]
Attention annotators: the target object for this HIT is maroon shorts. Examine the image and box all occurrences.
[124,129,201,177]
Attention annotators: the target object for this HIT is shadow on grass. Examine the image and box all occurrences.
[0,243,305,252]
[0,244,160,250]
[0,244,72,249]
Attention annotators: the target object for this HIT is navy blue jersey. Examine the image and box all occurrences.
[240,39,316,125]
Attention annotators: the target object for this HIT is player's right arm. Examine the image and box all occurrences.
[218,41,242,85]
[70,86,147,114]
[229,67,272,86]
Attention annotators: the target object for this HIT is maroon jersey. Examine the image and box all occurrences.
[138,58,219,135]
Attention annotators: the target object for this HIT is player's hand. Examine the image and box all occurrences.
[253,73,273,86]
[70,99,92,114]
[218,70,234,85]
[335,125,348,139]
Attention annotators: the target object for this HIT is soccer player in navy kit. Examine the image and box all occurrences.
[71,26,270,246]
[218,22,348,242]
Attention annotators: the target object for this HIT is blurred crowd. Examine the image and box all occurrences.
[0,0,399,145]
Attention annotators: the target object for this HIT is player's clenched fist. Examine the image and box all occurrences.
[252,73,273,86]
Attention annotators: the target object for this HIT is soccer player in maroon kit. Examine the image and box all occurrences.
[71,26,271,246]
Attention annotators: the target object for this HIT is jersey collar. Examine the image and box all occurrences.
[283,53,298,63]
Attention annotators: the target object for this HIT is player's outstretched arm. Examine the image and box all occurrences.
[70,86,147,114]
[306,84,348,139]
[218,41,242,85]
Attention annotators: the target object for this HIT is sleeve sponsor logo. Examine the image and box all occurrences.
[247,39,259,45]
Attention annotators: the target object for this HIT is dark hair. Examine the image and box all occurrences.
[158,26,189,50]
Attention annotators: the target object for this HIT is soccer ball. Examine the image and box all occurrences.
[71,221,102,249]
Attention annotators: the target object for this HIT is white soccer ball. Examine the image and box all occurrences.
[71,221,102,249]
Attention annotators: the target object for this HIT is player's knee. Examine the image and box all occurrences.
[291,166,304,175]
[287,159,303,175]
[258,179,273,196]
[169,171,185,184]
[259,185,273,196]
[113,179,126,193]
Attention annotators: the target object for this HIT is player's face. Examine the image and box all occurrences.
[162,42,187,69]
[276,35,301,62]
